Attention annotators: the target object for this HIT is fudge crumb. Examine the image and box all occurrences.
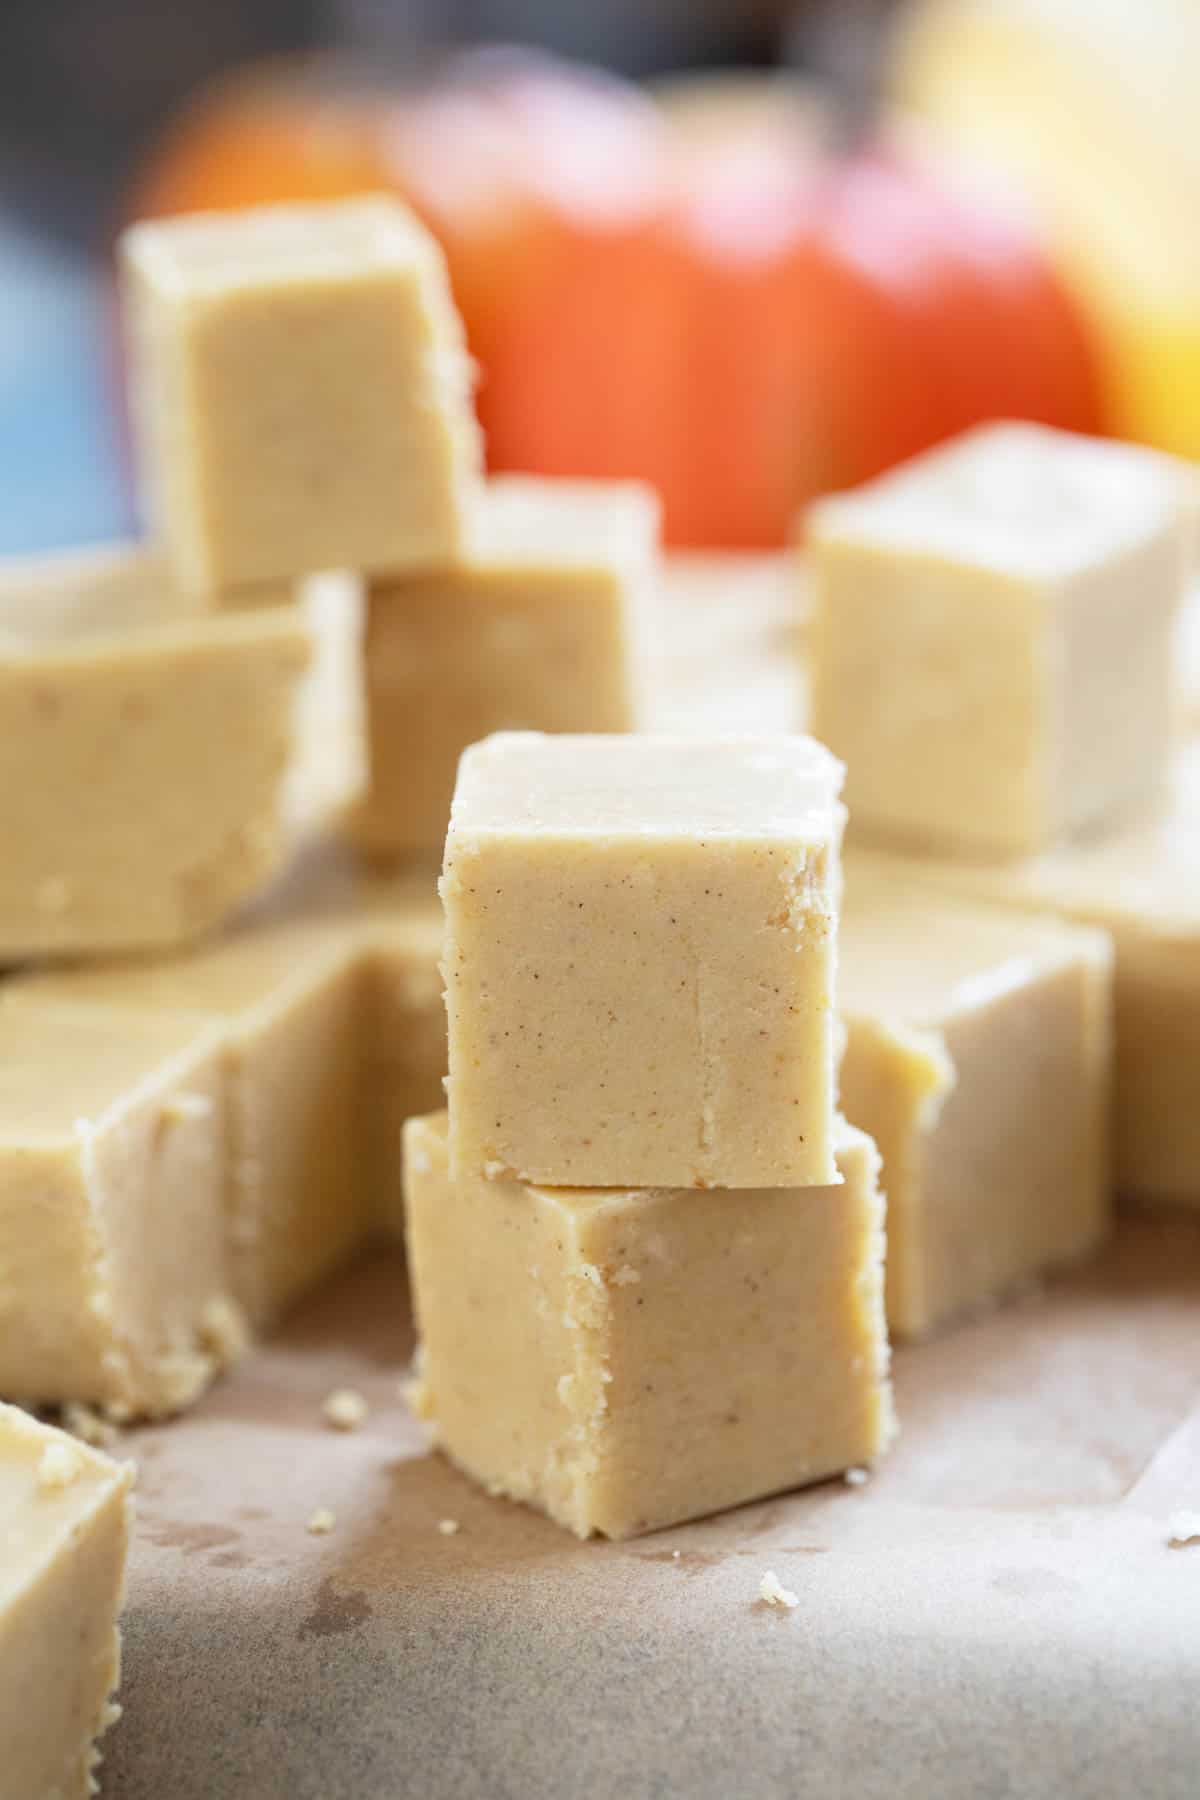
[63,1404,118,1450]
[758,1570,799,1610]
[844,1466,869,1488]
[163,1091,214,1124]
[307,1507,337,1536]
[437,1518,460,1536]
[323,1388,369,1431]
[37,1441,84,1492]
[200,1296,250,1365]
[1167,1509,1200,1546]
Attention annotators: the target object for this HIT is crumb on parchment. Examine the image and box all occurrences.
[1167,1509,1200,1546]
[437,1518,460,1536]
[37,1441,84,1492]
[63,1404,118,1450]
[307,1508,337,1535]
[323,1388,369,1431]
[758,1570,799,1610]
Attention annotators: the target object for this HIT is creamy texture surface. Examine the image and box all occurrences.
[810,421,1187,858]
[355,479,657,857]
[122,195,482,591]
[443,732,844,1189]
[0,541,310,958]
[448,729,844,838]
[0,1403,132,1800]
[405,1111,893,1540]
[840,870,1113,1337]
[847,753,1200,1207]
[7,859,445,1346]
[810,421,1189,581]
[0,1006,236,1416]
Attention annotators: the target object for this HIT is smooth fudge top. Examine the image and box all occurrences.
[446,732,845,842]
[0,542,206,649]
[465,476,661,573]
[0,540,303,665]
[856,741,1200,937]
[122,193,447,296]
[0,1005,221,1145]
[841,862,1112,1025]
[809,421,1190,582]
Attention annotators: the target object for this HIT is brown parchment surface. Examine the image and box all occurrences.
[101,1218,1200,1800]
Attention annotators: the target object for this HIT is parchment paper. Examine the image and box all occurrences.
[103,1216,1200,1799]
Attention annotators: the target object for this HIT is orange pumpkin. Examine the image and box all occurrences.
[127,48,1104,547]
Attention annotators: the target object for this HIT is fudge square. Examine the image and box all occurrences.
[404,1111,893,1540]
[0,1404,133,1800]
[8,907,371,1332]
[846,742,1200,1209]
[0,546,310,958]
[839,866,1113,1340]
[442,731,846,1190]
[0,1006,238,1418]
[121,194,482,591]
[809,422,1190,857]
[354,476,658,858]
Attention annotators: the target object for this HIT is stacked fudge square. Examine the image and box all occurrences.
[806,422,1195,1339]
[403,732,895,1540]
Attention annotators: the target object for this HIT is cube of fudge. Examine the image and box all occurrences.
[0,1403,133,1799]
[442,731,845,1189]
[122,195,482,590]
[0,539,189,632]
[0,543,310,957]
[810,422,1190,856]
[0,1007,237,1417]
[839,869,1113,1338]
[354,477,658,857]
[8,911,370,1329]
[404,1111,893,1540]
[845,741,1200,1208]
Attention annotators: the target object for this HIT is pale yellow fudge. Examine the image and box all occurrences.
[0,1006,236,1416]
[845,743,1200,1208]
[354,477,658,858]
[362,885,446,1236]
[442,731,845,1190]
[404,1111,893,1540]
[122,195,482,591]
[0,543,310,958]
[839,870,1113,1338]
[0,538,187,630]
[646,552,805,734]
[7,912,370,1329]
[278,569,367,837]
[0,1403,133,1799]
[810,422,1190,857]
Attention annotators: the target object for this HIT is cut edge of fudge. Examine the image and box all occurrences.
[0,1401,133,1798]
[404,1110,894,1541]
